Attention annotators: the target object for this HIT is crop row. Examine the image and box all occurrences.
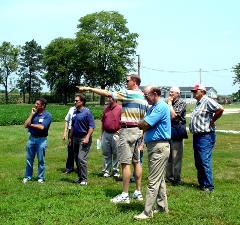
[0,104,103,126]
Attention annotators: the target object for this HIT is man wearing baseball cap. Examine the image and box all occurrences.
[189,84,224,192]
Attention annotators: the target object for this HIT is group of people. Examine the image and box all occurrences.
[22,74,224,220]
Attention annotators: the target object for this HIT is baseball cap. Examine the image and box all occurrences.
[191,84,206,92]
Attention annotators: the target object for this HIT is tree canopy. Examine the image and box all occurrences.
[233,63,240,88]
[43,37,80,104]
[0,41,19,103]
[75,11,138,104]
[18,39,44,103]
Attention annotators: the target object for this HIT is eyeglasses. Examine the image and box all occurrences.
[144,93,151,98]
[74,99,80,102]
[126,80,130,83]
[144,92,155,98]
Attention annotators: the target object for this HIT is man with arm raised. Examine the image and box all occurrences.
[78,74,148,203]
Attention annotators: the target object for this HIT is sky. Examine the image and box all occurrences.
[1,0,240,95]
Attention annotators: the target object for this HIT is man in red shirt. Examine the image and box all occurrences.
[101,96,122,178]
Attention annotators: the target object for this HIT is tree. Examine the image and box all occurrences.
[16,72,27,103]
[75,11,138,105]
[233,63,240,89]
[18,39,44,103]
[0,41,19,104]
[43,37,80,104]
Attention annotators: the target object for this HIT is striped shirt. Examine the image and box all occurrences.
[189,95,222,134]
[172,97,187,125]
[112,88,148,123]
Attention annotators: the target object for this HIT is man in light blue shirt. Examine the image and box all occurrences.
[134,86,171,220]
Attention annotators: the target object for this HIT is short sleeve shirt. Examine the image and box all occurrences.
[144,100,171,143]
[28,111,52,137]
[172,97,187,125]
[65,106,76,129]
[102,103,122,133]
[189,95,223,134]
[112,88,148,123]
[72,107,95,138]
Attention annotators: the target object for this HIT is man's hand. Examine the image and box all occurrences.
[76,86,90,92]
[210,120,216,128]
[82,136,89,145]
[138,120,151,131]
[31,107,37,114]
[167,96,173,105]
[68,137,72,146]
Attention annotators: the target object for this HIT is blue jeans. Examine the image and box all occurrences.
[193,132,216,190]
[24,136,47,180]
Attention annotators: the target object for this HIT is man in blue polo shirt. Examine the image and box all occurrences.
[22,98,52,184]
[69,94,95,186]
[134,86,171,220]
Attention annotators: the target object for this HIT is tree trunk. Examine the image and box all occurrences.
[28,73,32,104]
[63,90,68,105]
[100,85,106,105]
[100,96,105,105]
[4,86,8,104]
[23,91,26,103]
[4,76,8,104]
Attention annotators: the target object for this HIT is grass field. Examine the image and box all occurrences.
[0,114,240,225]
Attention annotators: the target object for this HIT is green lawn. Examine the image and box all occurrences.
[0,118,240,225]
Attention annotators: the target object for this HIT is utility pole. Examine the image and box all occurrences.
[199,68,202,84]
[136,54,141,77]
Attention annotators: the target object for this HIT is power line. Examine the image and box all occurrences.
[141,65,233,73]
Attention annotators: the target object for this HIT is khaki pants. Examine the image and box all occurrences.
[166,140,184,182]
[144,141,170,215]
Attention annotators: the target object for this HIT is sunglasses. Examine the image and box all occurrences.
[126,80,130,83]
[74,100,80,102]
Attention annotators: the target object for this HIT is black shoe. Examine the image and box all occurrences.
[73,178,81,183]
[166,177,181,185]
[200,187,214,192]
[65,169,74,174]
[130,177,135,183]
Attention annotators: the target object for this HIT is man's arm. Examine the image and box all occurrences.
[138,120,151,132]
[77,86,111,97]
[29,124,44,130]
[24,108,36,128]
[167,96,177,119]
[62,121,68,140]
[210,107,224,127]
[82,128,94,144]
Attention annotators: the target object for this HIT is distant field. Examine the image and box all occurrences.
[0,103,103,126]
[0,102,239,126]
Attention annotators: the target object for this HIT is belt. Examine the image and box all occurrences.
[31,134,47,138]
[193,131,214,136]
[121,122,139,128]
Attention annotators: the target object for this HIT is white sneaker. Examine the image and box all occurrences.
[110,193,130,204]
[132,190,143,201]
[134,211,153,220]
[80,181,87,186]
[113,173,120,178]
[22,178,30,184]
[103,172,110,178]
[37,179,44,184]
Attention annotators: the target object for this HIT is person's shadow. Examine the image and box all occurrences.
[104,188,143,212]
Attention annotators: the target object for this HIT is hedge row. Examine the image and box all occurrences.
[0,104,104,126]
